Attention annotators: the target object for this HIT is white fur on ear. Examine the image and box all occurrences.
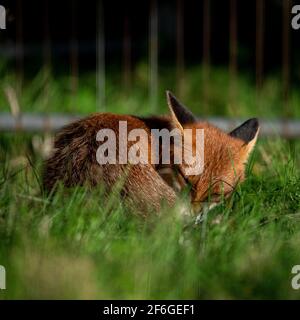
[240,127,260,165]
[246,128,259,152]
[168,105,184,133]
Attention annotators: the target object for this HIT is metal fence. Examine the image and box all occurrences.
[0,0,298,137]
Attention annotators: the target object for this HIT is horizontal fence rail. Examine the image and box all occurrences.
[0,113,299,138]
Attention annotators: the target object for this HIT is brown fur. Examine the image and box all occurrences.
[43,113,177,213]
[43,92,259,215]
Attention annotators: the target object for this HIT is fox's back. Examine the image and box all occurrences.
[42,112,177,212]
[43,113,151,189]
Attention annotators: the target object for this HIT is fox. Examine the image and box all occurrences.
[43,91,259,217]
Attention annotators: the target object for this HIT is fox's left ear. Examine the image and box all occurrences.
[229,118,260,156]
[166,91,197,132]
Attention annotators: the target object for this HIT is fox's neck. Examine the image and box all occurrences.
[135,115,174,166]
[135,115,173,131]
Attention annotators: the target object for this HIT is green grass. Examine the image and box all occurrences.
[1,62,300,118]
[0,66,300,299]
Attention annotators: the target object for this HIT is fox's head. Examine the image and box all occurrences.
[166,91,259,214]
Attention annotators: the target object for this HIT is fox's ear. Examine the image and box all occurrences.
[229,118,259,143]
[166,91,197,131]
[230,118,260,156]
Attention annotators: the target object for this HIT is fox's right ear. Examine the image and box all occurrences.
[166,91,197,132]
[229,118,260,159]
[229,118,259,144]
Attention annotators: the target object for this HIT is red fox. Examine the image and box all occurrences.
[43,91,259,216]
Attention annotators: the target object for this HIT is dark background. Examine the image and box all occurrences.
[0,0,299,81]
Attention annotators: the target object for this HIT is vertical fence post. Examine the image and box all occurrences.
[149,0,158,112]
[282,0,291,117]
[256,0,264,106]
[43,0,51,108]
[16,0,24,94]
[176,0,184,98]
[282,0,293,155]
[97,0,105,111]
[229,0,237,112]
[70,0,79,109]
[123,14,132,91]
[203,0,210,113]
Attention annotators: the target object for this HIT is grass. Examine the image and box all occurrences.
[0,65,300,299]
[1,62,300,118]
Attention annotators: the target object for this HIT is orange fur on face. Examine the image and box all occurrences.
[181,122,258,205]
[165,91,259,213]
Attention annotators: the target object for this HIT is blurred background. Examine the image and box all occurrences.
[0,0,300,136]
[1,1,300,300]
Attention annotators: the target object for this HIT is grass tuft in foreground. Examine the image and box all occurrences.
[0,133,300,299]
